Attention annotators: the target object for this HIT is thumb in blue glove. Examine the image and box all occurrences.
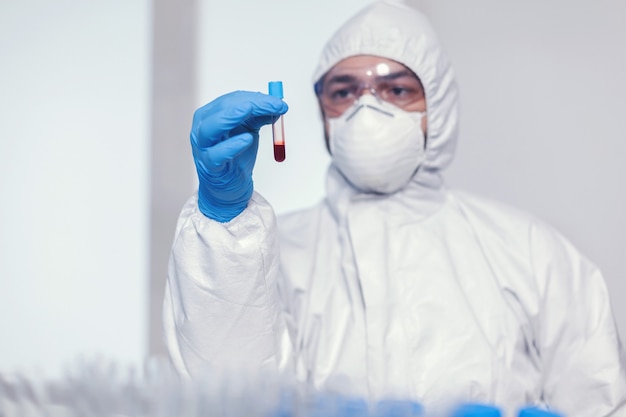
[190,90,288,222]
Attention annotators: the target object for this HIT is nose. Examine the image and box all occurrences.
[357,84,382,102]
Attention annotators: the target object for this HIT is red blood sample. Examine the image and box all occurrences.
[274,143,286,162]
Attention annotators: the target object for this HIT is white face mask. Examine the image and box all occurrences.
[328,94,426,194]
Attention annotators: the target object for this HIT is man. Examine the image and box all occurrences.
[163,1,626,415]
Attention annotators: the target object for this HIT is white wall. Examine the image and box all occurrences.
[0,0,150,377]
[198,0,626,339]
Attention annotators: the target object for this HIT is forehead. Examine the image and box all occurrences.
[325,55,413,78]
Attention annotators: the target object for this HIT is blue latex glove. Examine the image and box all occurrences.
[190,90,288,222]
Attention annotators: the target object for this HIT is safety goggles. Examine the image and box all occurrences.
[315,61,425,116]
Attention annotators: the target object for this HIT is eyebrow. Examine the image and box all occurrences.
[376,70,416,82]
[324,69,418,86]
[324,74,359,85]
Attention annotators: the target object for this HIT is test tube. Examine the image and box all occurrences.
[269,81,286,162]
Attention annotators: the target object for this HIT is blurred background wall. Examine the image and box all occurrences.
[0,0,150,376]
[1,0,624,376]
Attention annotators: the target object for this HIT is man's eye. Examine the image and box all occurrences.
[389,86,409,96]
[330,88,354,100]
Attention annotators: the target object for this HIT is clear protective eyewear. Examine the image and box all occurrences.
[315,61,425,116]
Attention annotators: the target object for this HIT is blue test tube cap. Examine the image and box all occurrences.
[452,404,502,417]
[373,399,423,417]
[518,407,564,417]
[269,81,284,98]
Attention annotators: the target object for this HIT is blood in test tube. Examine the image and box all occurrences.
[269,81,286,162]
[272,116,286,162]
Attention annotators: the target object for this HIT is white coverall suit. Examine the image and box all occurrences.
[163,1,626,416]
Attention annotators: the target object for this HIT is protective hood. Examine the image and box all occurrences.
[313,0,460,173]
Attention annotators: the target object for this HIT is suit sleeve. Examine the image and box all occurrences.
[162,192,293,379]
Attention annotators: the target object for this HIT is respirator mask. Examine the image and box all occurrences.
[327,94,426,194]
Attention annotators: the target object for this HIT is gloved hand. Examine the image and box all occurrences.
[190,90,288,222]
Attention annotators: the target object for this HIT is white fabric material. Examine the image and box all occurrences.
[328,95,426,194]
[164,1,626,416]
